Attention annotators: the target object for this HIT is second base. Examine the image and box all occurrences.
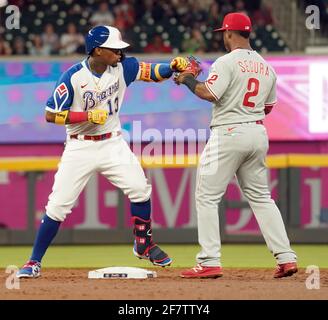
[88,267,157,279]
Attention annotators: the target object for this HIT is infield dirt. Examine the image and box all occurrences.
[1,268,327,300]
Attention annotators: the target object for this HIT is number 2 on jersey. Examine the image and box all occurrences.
[243,78,259,108]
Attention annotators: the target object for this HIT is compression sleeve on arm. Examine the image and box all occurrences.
[139,62,173,82]
[181,74,199,93]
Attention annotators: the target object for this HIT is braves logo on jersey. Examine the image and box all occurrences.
[54,83,69,110]
[56,83,68,98]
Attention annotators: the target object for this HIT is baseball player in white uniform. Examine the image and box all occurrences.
[17,26,189,278]
[175,13,298,279]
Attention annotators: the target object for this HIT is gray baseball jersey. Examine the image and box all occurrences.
[204,49,277,126]
[195,49,296,268]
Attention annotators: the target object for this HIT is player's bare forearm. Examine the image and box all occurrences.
[178,74,216,102]
[194,82,216,102]
[45,111,56,123]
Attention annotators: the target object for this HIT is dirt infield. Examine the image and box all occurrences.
[1,268,327,300]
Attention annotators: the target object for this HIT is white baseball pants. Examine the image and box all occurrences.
[46,136,151,222]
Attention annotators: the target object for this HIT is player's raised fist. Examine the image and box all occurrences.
[170,57,189,72]
[87,109,108,125]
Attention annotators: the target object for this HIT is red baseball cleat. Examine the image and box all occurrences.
[180,264,223,279]
[274,262,298,278]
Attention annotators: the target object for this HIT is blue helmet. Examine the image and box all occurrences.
[85,25,130,55]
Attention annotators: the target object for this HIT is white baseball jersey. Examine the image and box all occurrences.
[204,49,277,126]
[46,57,140,136]
[45,57,153,222]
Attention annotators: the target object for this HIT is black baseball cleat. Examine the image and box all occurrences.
[133,241,172,267]
[132,217,172,267]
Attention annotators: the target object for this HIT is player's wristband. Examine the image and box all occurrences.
[68,111,88,124]
[54,110,69,125]
[181,74,198,93]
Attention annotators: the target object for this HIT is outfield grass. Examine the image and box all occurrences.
[0,244,327,268]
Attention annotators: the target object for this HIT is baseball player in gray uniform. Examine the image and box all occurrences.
[175,13,298,279]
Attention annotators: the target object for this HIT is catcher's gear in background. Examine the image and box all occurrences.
[87,109,108,125]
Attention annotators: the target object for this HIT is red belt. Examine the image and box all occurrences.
[70,131,121,141]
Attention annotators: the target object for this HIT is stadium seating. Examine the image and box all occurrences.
[1,0,289,55]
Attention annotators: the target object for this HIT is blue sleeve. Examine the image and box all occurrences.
[46,70,74,112]
[121,57,139,87]
[150,63,173,81]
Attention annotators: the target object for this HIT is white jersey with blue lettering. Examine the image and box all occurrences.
[44,57,154,222]
[204,49,277,126]
[46,57,140,136]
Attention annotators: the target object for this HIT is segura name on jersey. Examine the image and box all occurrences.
[237,60,270,76]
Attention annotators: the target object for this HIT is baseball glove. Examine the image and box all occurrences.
[173,55,202,84]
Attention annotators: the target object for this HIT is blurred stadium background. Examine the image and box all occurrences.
[0,0,328,266]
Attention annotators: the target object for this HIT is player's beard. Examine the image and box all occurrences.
[223,40,231,53]
[110,57,120,67]
[112,51,125,67]
[223,32,231,53]
[119,50,126,61]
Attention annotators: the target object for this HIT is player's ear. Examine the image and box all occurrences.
[227,30,233,40]
[93,47,102,56]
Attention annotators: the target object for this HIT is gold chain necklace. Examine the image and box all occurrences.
[87,59,104,93]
